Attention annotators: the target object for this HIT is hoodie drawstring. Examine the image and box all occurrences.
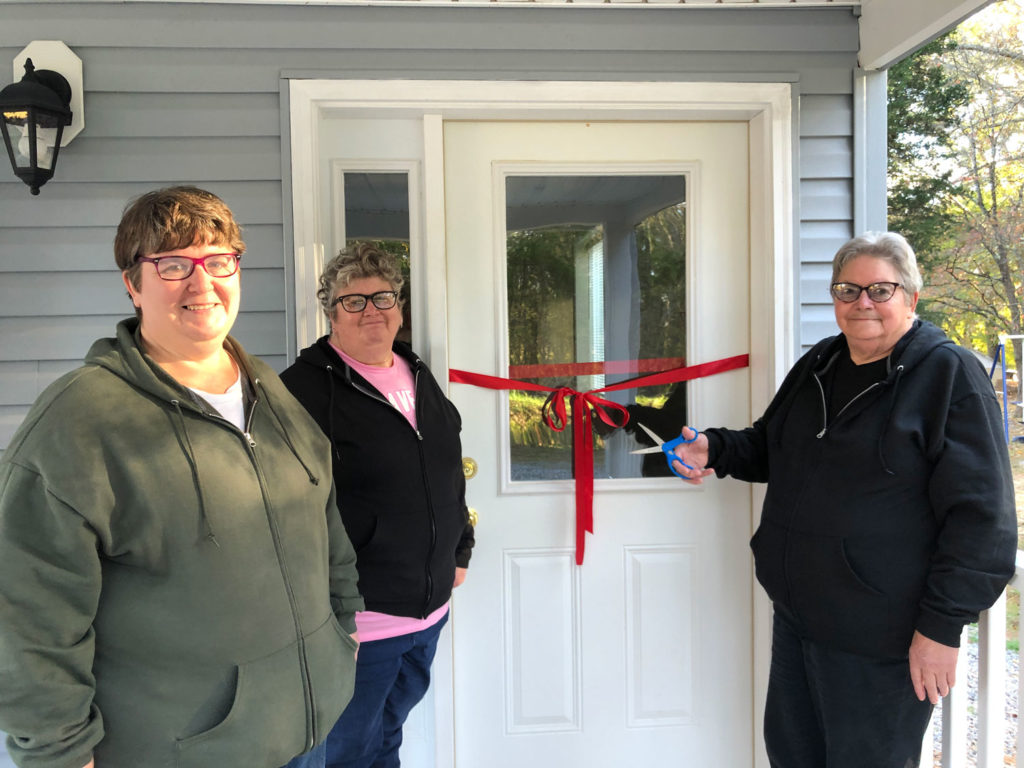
[325,365,341,462]
[257,380,321,486]
[876,364,905,475]
[170,400,220,548]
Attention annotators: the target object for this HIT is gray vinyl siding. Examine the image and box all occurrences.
[0,2,864,452]
[799,93,857,346]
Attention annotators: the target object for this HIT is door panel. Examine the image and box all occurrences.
[445,121,753,765]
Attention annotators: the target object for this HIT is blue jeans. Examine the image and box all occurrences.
[280,740,327,768]
[326,612,448,768]
[764,605,933,768]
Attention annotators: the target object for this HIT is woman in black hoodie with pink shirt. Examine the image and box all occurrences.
[281,243,474,768]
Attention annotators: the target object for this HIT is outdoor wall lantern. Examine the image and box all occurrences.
[0,41,84,195]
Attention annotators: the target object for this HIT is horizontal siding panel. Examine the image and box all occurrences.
[0,224,284,271]
[800,262,834,304]
[85,92,283,138]
[0,311,284,362]
[0,361,79,406]
[800,220,853,265]
[800,94,853,137]
[801,304,839,347]
[231,311,287,357]
[0,227,113,272]
[9,50,852,95]
[798,67,855,96]
[1,407,29,452]
[0,182,284,229]
[800,180,852,221]
[56,137,281,183]
[0,269,282,316]
[4,6,859,54]
[801,136,852,179]
[0,363,49,406]
[0,315,126,362]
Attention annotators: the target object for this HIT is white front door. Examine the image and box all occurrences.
[292,79,794,767]
[443,120,754,765]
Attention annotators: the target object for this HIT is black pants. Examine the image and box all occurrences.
[764,606,934,768]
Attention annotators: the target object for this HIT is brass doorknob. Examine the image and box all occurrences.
[462,457,478,479]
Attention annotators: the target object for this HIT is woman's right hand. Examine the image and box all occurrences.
[670,427,715,485]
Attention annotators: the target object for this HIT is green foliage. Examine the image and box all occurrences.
[887,35,967,261]
[508,391,667,448]
[505,193,686,401]
[888,5,1024,365]
[635,204,687,368]
[913,7,1024,363]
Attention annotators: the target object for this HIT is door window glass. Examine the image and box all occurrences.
[506,174,687,481]
[342,171,412,341]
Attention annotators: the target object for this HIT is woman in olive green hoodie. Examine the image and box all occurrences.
[0,187,362,768]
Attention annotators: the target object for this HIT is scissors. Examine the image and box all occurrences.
[630,423,698,478]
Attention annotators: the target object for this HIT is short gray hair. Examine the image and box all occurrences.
[317,242,406,320]
[831,231,923,304]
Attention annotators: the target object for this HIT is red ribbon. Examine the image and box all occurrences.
[449,353,749,564]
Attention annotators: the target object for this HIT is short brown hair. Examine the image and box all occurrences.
[115,186,246,291]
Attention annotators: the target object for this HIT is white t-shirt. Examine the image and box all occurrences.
[190,370,245,431]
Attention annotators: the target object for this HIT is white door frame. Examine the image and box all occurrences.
[288,78,794,768]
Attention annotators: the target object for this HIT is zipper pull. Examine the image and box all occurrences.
[244,432,256,448]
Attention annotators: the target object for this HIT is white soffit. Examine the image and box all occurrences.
[859,0,996,70]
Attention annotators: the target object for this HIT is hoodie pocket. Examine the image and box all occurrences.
[750,519,789,605]
[174,613,356,768]
[787,533,892,651]
[175,641,306,768]
[307,613,359,743]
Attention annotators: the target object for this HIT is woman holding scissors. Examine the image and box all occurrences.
[281,243,475,768]
[666,232,1016,768]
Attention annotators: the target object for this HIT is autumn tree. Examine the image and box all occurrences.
[924,5,1024,364]
[887,35,967,271]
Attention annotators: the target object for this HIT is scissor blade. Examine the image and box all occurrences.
[636,423,665,445]
[630,423,667,454]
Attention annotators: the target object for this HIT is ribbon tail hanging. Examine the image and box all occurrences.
[572,394,595,565]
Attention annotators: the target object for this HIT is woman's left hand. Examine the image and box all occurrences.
[909,630,958,704]
[454,568,468,588]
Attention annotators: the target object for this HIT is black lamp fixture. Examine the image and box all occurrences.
[0,42,83,196]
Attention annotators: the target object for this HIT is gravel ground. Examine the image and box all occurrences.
[930,641,1019,766]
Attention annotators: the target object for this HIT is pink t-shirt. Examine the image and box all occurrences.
[331,343,417,429]
[331,342,448,641]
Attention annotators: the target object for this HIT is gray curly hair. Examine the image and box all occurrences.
[317,242,406,320]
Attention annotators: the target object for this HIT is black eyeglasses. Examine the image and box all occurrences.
[332,290,398,313]
[135,253,241,281]
[830,281,903,303]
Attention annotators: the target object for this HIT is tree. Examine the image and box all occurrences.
[921,4,1024,363]
[887,35,968,330]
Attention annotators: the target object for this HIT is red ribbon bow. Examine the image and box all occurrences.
[449,354,749,564]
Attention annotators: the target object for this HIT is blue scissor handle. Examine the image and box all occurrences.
[660,430,699,478]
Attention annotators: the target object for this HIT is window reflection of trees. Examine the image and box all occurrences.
[506,199,687,481]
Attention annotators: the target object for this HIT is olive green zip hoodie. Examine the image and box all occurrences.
[0,319,363,768]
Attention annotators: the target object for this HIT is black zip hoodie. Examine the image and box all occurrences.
[708,320,1017,659]
[281,337,474,619]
